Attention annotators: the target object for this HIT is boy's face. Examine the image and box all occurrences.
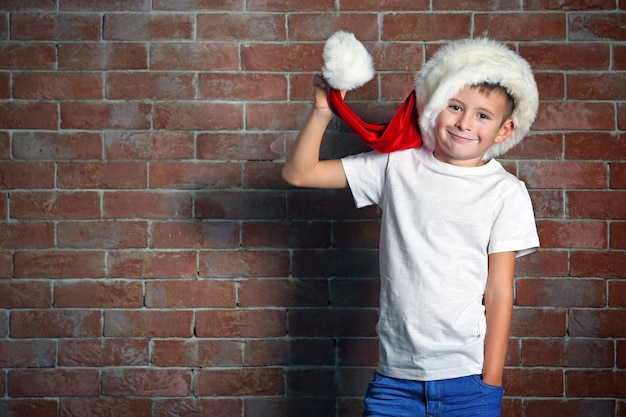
[433,86,514,167]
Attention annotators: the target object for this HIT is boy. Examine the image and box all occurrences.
[282,37,539,417]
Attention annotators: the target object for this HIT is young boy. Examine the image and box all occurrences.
[282,38,540,417]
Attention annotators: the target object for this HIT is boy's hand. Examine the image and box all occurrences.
[313,75,346,114]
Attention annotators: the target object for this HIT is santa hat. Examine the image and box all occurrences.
[323,31,538,159]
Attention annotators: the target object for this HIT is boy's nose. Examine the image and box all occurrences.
[455,114,472,130]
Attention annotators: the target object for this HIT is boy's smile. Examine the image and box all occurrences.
[433,86,514,167]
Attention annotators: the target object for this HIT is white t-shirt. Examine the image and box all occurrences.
[341,147,539,381]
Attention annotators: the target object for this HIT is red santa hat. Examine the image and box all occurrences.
[323,31,539,159]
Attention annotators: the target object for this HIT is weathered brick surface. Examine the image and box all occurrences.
[0,2,623,416]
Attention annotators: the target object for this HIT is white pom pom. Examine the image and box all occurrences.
[322,31,375,91]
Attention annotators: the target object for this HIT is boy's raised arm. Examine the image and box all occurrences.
[281,75,349,189]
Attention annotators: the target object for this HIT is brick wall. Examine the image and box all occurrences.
[0,1,624,416]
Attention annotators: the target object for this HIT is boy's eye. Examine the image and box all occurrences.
[478,113,490,120]
[449,105,462,111]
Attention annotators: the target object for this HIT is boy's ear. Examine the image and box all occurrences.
[495,118,515,144]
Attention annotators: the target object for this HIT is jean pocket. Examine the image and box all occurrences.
[471,374,503,391]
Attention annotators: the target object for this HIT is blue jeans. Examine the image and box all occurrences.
[362,373,503,417]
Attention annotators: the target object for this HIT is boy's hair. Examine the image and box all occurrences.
[416,38,539,160]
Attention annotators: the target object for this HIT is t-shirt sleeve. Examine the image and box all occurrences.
[488,180,540,258]
[340,151,389,208]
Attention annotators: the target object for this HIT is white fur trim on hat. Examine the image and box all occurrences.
[322,31,374,91]
[415,38,539,160]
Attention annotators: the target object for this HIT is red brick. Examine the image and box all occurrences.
[198,73,287,100]
[511,308,567,337]
[104,13,192,40]
[198,13,285,41]
[242,221,330,248]
[515,250,569,277]
[195,368,284,396]
[104,310,193,337]
[521,43,610,70]
[612,162,626,189]
[59,338,149,367]
[526,0,615,9]
[61,398,152,417]
[0,222,54,248]
[566,132,626,160]
[0,339,56,367]
[0,14,5,40]
[383,13,471,41]
[0,161,54,189]
[14,250,105,278]
[55,280,143,308]
[243,339,289,366]
[522,338,613,367]
[197,132,286,161]
[292,249,379,278]
[536,220,607,248]
[59,43,147,70]
[568,73,626,100]
[152,0,243,10]
[0,131,8,157]
[329,278,380,307]
[517,278,606,308]
[610,281,626,308]
[570,13,626,41]
[62,0,149,11]
[145,279,236,308]
[102,369,191,396]
[433,0,518,9]
[108,251,197,278]
[568,191,626,220]
[152,339,242,367]
[11,191,101,220]
[150,161,240,189]
[289,13,378,41]
[151,42,238,70]
[61,102,151,130]
[241,43,323,71]
[0,0,56,10]
[248,0,333,11]
[287,190,378,220]
[611,222,626,249]
[571,250,626,278]
[11,13,101,40]
[243,161,288,189]
[103,191,193,219]
[381,73,417,101]
[154,102,243,130]
[195,309,286,338]
[570,309,626,337]
[195,190,285,220]
[503,368,564,396]
[333,221,380,248]
[9,369,99,397]
[13,131,102,160]
[534,72,565,100]
[15,71,103,99]
[0,43,56,69]
[199,250,289,278]
[11,310,102,338]
[105,131,194,160]
[58,162,146,189]
[0,281,51,308]
[152,221,239,249]
[0,251,12,278]
[337,338,378,367]
[238,279,328,307]
[619,340,626,368]
[533,102,614,131]
[107,71,195,99]
[288,308,378,337]
[0,400,58,417]
[247,102,310,131]
[153,399,242,417]
[527,190,563,218]
[524,399,616,417]
[566,370,626,397]
[615,44,626,70]
[57,220,148,249]
[475,13,566,41]
[286,368,337,396]
[0,102,57,129]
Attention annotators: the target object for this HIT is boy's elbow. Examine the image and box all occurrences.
[281,164,302,187]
